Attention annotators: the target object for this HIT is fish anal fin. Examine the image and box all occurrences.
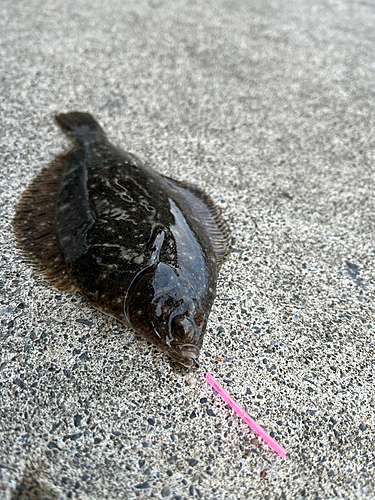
[163,176,231,268]
[12,154,77,294]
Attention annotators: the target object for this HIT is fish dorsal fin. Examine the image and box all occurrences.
[12,154,77,294]
[163,176,230,268]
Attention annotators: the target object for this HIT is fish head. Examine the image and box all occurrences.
[125,263,208,367]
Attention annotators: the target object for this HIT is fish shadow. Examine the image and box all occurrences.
[11,464,58,500]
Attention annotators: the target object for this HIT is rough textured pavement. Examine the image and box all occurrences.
[1,0,375,499]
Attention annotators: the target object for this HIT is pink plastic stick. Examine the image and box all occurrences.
[205,373,287,459]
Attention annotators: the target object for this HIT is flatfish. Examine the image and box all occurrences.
[12,112,230,367]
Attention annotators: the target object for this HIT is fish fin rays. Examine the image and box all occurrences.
[162,176,231,268]
[12,154,77,294]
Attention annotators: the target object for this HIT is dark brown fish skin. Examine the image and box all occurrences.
[13,112,229,367]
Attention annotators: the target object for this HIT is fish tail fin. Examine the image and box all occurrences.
[55,112,106,143]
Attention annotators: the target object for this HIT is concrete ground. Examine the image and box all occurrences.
[1,0,374,498]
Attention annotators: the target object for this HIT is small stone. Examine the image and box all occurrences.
[63,433,82,442]
[135,482,150,489]
[359,424,366,431]
[47,441,60,450]
[188,459,198,467]
[82,473,89,481]
[161,486,171,497]
[13,378,25,389]
[187,377,196,387]
[260,468,269,478]
[76,318,93,327]
[74,414,82,427]
[148,418,155,426]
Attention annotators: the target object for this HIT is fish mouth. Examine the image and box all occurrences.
[171,344,200,368]
[180,344,200,359]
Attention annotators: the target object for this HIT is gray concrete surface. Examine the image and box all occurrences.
[1,0,375,498]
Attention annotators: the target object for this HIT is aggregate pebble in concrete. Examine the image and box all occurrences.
[1,0,375,499]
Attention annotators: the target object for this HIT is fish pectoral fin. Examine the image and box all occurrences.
[12,154,77,294]
[162,176,231,268]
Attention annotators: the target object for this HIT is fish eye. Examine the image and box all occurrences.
[174,323,185,339]
[172,315,194,340]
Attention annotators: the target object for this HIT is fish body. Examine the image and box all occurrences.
[13,113,229,367]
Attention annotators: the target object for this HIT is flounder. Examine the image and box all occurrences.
[12,112,230,367]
